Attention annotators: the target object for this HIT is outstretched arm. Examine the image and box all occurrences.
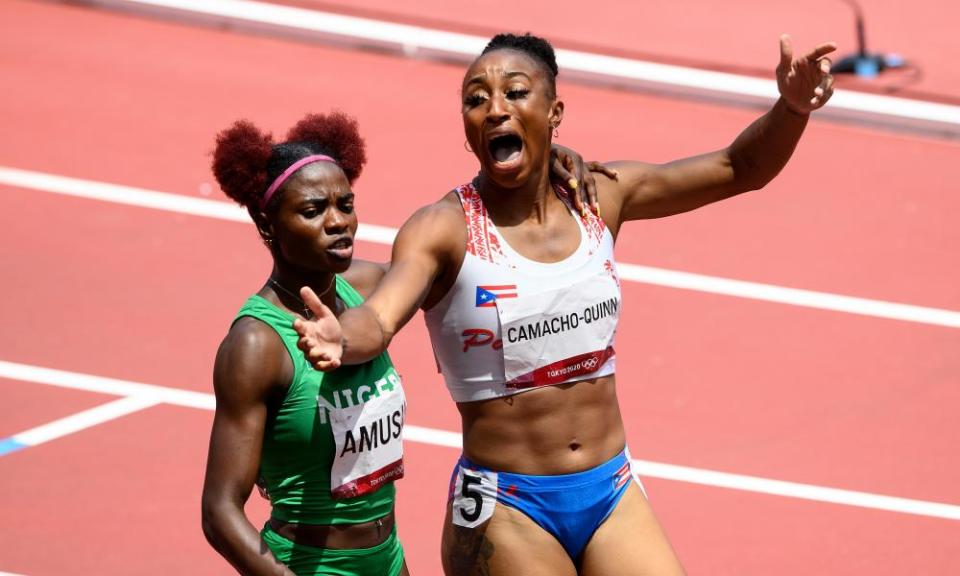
[602,35,836,230]
[295,198,463,370]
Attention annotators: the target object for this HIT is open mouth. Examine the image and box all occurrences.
[488,133,523,166]
[326,236,354,260]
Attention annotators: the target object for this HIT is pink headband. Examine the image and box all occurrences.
[260,154,337,210]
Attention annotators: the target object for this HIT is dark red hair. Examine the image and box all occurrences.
[212,111,367,210]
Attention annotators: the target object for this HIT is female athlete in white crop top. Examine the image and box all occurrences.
[294,32,836,576]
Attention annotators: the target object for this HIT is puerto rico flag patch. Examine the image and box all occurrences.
[475,285,517,307]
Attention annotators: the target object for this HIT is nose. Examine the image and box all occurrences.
[486,92,509,124]
[324,206,350,234]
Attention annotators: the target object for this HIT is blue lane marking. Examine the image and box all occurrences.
[0,437,28,456]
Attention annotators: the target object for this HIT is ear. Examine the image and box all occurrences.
[548,99,564,130]
[251,208,276,245]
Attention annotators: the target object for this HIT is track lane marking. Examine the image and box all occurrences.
[2,165,959,328]
[2,359,959,520]
[0,395,159,456]
[82,0,960,137]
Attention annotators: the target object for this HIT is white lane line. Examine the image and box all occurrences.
[615,264,960,328]
[0,359,215,410]
[83,0,960,136]
[635,460,960,520]
[3,165,959,328]
[1,395,159,453]
[0,166,398,246]
[2,359,959,520]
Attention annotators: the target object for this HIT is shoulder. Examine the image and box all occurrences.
[213,316,291,407]
[593,161,659,236]
[394,191,466,256]
[341,260,388,299]
[407,191,465,228]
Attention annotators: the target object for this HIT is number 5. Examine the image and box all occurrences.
[459,472,483,522]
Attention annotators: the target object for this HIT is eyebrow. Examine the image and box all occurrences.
[464,70,532,87]
[299,190,354,204]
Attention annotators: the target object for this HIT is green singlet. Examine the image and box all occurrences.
[234,276,405,576]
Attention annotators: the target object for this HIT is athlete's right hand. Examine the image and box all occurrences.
[293,286,344,371]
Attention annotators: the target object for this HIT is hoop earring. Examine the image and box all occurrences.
[553,127,560,138]
[464,140,474,153]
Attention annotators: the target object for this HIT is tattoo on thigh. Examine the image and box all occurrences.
[448,525,495,576]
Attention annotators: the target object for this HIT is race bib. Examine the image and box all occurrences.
[496,275,619,387]
[326,373,406,499]
[451,464,498,528]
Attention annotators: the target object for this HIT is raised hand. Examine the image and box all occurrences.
[550,144,619,216]
[293,286,344,371]
[777,34,837,115]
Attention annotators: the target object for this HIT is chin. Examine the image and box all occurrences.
[484,163,530,189]
[327,258,352,274]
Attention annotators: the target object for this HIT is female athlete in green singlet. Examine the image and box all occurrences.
[201,112,409,576]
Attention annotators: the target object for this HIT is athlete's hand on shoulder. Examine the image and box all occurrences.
[550,144,619,217]
[293,286,344,371]
[777,34,836,115]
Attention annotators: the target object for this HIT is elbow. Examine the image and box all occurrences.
[728,156,775,194]
[726,146,788,194]
[201,497,227,549]
[380,324,397,351]
[740,176,772,193]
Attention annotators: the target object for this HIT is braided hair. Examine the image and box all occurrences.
[481,33,559,98]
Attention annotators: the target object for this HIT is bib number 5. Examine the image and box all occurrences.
[452,466,497,528]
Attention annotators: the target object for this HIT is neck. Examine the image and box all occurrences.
[476,153,556,226]
[268,262,338,315]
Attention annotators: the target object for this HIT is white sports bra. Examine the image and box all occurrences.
[424,182,622,403]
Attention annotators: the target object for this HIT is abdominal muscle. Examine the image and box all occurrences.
[457,375,626,475]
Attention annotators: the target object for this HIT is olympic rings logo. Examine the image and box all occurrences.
[582,357,600,370]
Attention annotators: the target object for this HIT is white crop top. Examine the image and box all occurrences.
[424,182,622,402]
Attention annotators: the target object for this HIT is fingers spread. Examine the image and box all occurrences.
[588,161,619,181]
[301,285,334,319]
[551,156,575,188]
[824,74,835,92]
[805,42,838,62]
[552,156,582,213]
[582,172,598,215]
[779,34,794,69]
[314,359,340,372]
[813,74,835,107]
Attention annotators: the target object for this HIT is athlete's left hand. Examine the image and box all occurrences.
[293,285,344,371]
[550,144,619,217]
[777,34,837,114]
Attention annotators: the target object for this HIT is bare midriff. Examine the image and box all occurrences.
[458,375,625,475]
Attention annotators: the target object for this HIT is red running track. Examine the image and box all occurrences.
[280,0,960,99]
[0,2,958,575]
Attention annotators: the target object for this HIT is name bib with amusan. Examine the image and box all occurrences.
[325,372,406,499]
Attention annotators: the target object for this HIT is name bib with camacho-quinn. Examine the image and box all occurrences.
[496,274,619,387]
[326,372,406,499]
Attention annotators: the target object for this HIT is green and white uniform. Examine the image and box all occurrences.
[235,276,406,576]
